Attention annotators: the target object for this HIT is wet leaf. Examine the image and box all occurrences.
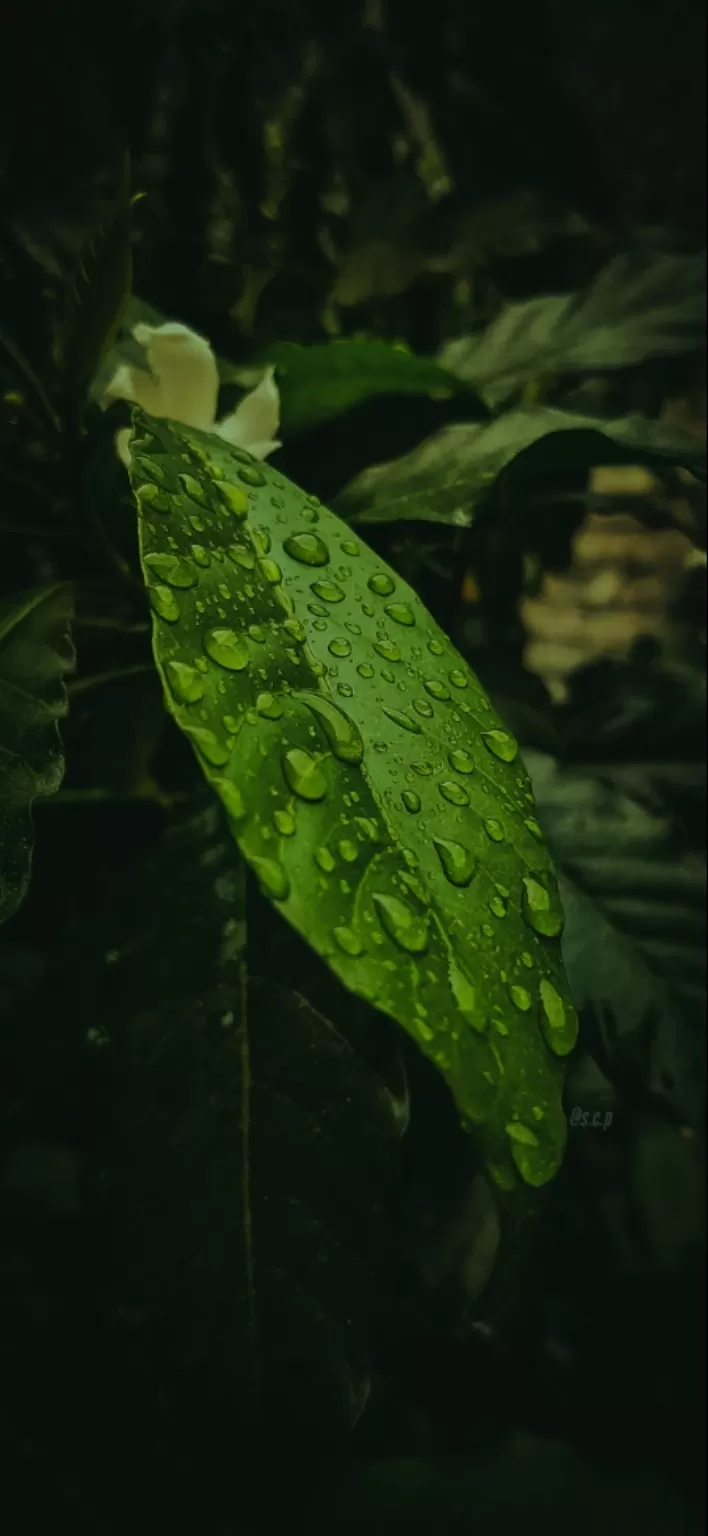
[440,247,706,408]
[334,409,705,528]
[127,409,577,1189]
[0,584,75,925]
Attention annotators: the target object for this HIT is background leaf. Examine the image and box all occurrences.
[53,152,137,411]
[128,409,576,1191]
[439,248,706,408]
[0,585,75,926]
[229,339,479,435]
[333,408,705,528]
[525,748,706,1127]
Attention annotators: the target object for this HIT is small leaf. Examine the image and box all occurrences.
[222,339,477,435]
[128,408,577,1190]
[440,248,706,407]
[334,408,706,528]
[0,584,75,925]
[54,151,137,409]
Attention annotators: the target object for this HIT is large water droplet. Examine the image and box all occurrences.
[143,549,196,583]
[521,876,564,937]
[282,747,328,801]
[251,855,290,900]
[482,729,519,764]
[283,531,330,566]
[439,780,470,807]
[401,790,421,813]
[214,777,246,822]
[506,1121,539,1148]
[328,637,352,658]
[373,892,429,954]
[178,472,206,501]
[136,482,170,512]
[218,482,250,518]
[424,679,451,701]
[489,895,508,919]
[187,726,230,767]
[237,463,266,488]
[259,558,282,584]
[412,698,434,718]
[332,925,365,957]
[300,694,364,764]
[149,585,180,622]
[134,455,166,483]
[314,846,336,873]
[448,747,475,775]
[373,639,401,663]
[383,706,422,734]
[539,978,577,1055]
[448,963,487,1033]
[448,669,468,689]
[483,817,505,843]
[341,540,360,557]
[384,602,415,626]
[338,838,358,863]
[310,580,345,603]
[203,626,250,671]
[255,691,283,720]
[165,660,205,704]
[509,984,532,1012]
[368,572,396,597]
[274,808,296,836]
[433,837,477,887]
[427,639,444,656]
[357,663,375,679]
[283,618,307,644]
[228,544,256,571]
[190,543,210,567]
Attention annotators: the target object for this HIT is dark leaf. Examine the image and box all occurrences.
[334,408,705,528]
[0,584,75,926]
[54,152,138,412]
[440,248,706,407]
[89,799,403,1439]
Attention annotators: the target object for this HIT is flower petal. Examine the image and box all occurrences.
[101,361,164,416]
[114,426,134,469]
[215,366,281,460]
[131,322,219,430]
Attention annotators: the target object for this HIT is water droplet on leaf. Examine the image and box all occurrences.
[203,626,250,671]
[283,531,330,566]
[282,747,328,801]
[482,729,519,764]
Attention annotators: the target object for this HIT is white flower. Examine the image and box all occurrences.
[101,321,281,468]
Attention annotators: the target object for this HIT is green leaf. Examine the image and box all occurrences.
[226,340,475,435]
[439,248,706,407]
[54,151,137,410]
[0,584,75,925]
[524,750,706,1120]
[127,408,577,1190]
[89,800,403,1435]
[334,408,706,527]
